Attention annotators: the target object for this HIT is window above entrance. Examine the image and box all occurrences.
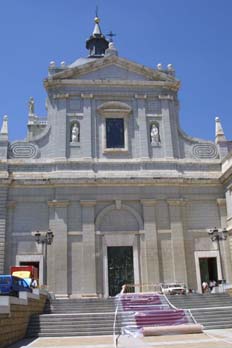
[106,118,124,148]
[97,101,132,153]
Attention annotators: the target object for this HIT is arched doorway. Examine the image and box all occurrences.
[108,246,134,296]
[95,203,143,297]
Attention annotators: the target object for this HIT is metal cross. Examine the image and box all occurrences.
[107,31,116,42]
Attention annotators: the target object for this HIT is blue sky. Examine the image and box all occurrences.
[0,0,231,141]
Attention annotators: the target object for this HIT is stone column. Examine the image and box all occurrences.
[80,200,96,295]
[81,94,93,159]
[141,200,160,288]
[168,199,187,284]
[135,94,149,159]
[217,198,232,283]
[159,96,174,158]
[48,200,69,296]
[0,187,8,274]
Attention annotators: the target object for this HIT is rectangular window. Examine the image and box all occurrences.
[106,118,124,148]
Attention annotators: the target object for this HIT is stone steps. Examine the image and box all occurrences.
[167,293,232,330]
[27,293,232,337]
[32,331,117,337]
[167,293,232,308]
[45,299,116,314]
[27,298,123,337]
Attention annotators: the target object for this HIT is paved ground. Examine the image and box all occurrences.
[7,330,232,348]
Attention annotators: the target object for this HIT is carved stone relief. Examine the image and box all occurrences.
[191,143,218,159]
[9,142,39,159]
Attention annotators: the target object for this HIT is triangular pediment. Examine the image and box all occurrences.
[75,63,153,81]
[48,55,177,83]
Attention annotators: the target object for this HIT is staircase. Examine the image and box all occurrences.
[27,293,232,337]
[167,293,232,330]
[27,297,131,337]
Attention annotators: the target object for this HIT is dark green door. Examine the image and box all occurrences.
[107,246,134,296]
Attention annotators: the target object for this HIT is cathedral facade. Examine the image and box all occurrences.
[1,17,232,297]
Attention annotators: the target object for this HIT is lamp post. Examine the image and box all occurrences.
[33,229,54,286]
[208,227,228,284]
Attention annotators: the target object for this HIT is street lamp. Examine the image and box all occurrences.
[34,229,54,245]
[32,229,54,285]
[208,227,228,284]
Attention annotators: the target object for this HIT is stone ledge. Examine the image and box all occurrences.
[0,290,48,348]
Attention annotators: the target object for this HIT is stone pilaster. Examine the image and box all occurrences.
[0,115,8,159]
[80,200,96,295]
[159,96,174,158]
[81,94,93,159]
[168,199,187,284]
[226,189,232,230]
[135,95,149,159]
[217,198,232,283]
[141,199,160,286]
[5,201,16,273]
[48,200,69,296]
[54,98,68,159]
[0,187,8,274]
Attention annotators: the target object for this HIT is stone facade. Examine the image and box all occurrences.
[1,18,232,296]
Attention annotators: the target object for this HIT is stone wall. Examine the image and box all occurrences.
[0,290,47,348]
[0,187,8,274]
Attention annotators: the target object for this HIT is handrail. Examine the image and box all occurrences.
[113,285,126,348]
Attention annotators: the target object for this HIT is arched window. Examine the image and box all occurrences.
[97,101,132,153]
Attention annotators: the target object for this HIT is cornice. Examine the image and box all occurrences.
[4,157,223,187]
[6,177,222,189]
[45,79,180,92]
[49,92,176,100]
[80,200,96,207]
[6,157,222,166]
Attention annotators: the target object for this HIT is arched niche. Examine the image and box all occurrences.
[70,120,80,143]
[95,203,143,233]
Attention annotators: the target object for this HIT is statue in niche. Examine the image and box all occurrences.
[71,122,80,142]
[28,97,35,115]
[150,123,160,144]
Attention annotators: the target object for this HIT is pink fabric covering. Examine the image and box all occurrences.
[120,293,162,311]
[135,309,188,327]
[119,293,191,333]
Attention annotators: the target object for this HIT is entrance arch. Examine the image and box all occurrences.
[95,203,143,297]
[95,203,143,232]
